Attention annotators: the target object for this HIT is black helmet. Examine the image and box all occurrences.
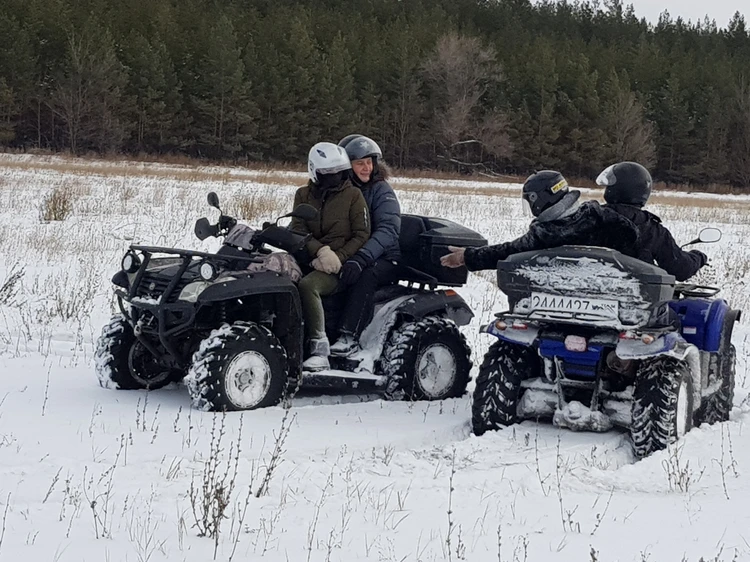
[522,170,571,217]
[598,161,652,207]
[338,134,383,162]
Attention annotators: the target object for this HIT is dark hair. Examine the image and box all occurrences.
[373,161,391,181]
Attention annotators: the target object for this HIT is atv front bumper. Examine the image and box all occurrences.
[117,291,196,366]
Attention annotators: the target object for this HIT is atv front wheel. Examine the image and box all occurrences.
[94,314,180,390]
[186,321,288,411]
[471,340,539,436]
[631,356,694,459]
[381,316,471,401]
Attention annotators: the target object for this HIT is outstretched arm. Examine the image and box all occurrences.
[652,224,707,281]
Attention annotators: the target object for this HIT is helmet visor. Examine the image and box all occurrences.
[316,162,351,175]
[596,165,617,187]
[522,198,534,218]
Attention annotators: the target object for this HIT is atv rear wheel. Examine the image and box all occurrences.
[472,340,539,436]
[186,321,288,411]
[95,314,180,390]
[631,356,694,459]
[381,316,471,401]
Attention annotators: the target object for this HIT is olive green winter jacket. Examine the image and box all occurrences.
[290,180,370,263]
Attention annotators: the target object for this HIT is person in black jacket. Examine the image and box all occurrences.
[598,161,707,282]
[330,135,402,356]
[441,170,639,271]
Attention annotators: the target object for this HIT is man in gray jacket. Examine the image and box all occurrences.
[330,135,402,356]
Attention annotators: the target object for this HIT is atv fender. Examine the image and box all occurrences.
[391,290,474,326]
[197,271,304,378]
[615,331,692,361]
[353,291,471,374]
[617,336,702,410]
[197,271,300,305]
[668,298,741,352]
[484,321,539,347]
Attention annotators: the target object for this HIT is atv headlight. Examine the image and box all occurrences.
[199,261,218,281]
[121,251,141,273]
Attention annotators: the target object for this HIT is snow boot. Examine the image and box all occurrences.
[330,332,360,357]
[302,337,330,371]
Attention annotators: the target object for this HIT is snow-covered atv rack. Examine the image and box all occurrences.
[472,240,741,459]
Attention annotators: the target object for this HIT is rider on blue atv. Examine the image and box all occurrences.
[451,166,730,460]
[441,170,638,270]
[599,161,707,281]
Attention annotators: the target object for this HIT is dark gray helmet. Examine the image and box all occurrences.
[338,134,363,149]
[522,170,571,217]
[598,161,653,207]
[338,135,383,162]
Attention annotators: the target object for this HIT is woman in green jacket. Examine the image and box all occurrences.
[290,142,370,371]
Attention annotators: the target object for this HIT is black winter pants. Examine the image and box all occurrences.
[338,259,401,337]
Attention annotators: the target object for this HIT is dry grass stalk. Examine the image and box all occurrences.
[39,183,76,222]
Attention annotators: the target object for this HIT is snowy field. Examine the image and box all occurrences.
[1,153,750,562]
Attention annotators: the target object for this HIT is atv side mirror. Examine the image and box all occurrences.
[682,227,722,248]
[207,192,221,210]
[194,217,218,240]
[289,204,318,222]
[699,227,721,244]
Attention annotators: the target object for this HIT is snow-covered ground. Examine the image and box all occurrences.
[1,154,750,562]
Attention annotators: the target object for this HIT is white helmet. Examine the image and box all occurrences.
[308,142,351,183]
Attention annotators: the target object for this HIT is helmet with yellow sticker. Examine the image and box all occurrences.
[521,170,572,217]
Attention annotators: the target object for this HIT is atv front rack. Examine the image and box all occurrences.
[125,245,263,302]
[116,246,266,365]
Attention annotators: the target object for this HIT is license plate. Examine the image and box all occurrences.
[530,292,619,320]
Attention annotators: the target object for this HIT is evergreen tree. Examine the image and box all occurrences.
[48,17,128,154]
[244,10,324,161]
[727,80,750,186]
[0,0,748,186]
[189,15,256,159]
[121,32,183,153]
[556,53,605,176]
[0,12,37,144]
[314,33,359,142]
[652,75,696,181]
[600,69,656,167]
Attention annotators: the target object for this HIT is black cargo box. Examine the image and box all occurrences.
[496,246,675,327]
[399,215,487,286]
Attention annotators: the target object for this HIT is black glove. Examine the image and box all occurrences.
[219,215,237,232]
[692,249,708,267]
[339,255,369,286]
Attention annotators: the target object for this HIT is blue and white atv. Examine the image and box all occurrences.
[471,228,741,459]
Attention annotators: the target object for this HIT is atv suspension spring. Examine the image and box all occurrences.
[218,301,227,325]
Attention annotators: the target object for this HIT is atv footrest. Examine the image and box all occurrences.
[301,369,385,392]
[302,369,382,381]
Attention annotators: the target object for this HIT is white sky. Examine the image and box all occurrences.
[533,1,747,28]
[623,0,746,27]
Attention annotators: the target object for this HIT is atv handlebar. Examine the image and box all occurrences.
[673,283,720,298]
[253,224,310,254]
[195,194,316,255]
[194,215,310,254]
